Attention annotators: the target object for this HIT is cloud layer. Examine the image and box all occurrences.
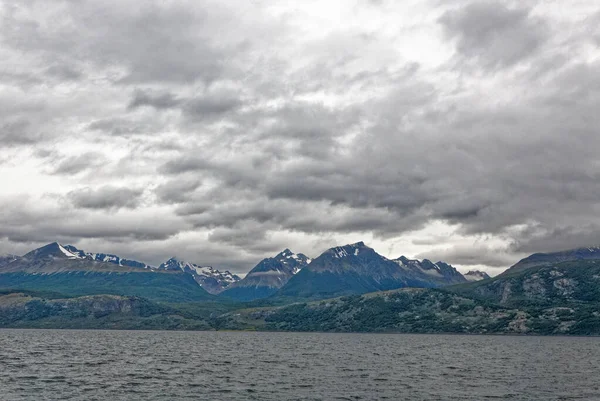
[1,0,599,274]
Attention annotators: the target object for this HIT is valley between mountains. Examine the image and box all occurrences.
[1,241,600,335]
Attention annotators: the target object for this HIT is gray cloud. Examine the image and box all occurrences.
[1,0,599,273]
[50,152,108,175]
[155,179,203,204]
[0,119,42,145]
[439,2,548,68]
[67,186,145,210]
[128,89,182,110]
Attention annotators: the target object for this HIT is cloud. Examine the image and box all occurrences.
[67,186,145,210]
[415,244,520,268]
[1,0,599,273]
[128,89,182,110]
[154,178,203,204]
[50,152,108,175]
[0,119,42,145]
[439,2,549,68]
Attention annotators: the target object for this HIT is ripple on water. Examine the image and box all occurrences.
[0,330,598,401]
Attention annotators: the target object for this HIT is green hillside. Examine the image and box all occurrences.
[0,271,214,303]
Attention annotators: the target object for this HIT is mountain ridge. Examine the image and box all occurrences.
[220,249,312,301]
[276,242,467,300]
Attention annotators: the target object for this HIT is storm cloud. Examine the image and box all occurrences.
[1,0,599,274]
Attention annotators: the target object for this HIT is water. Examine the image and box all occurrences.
[0,330,599,400]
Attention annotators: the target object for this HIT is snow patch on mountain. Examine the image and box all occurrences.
[63,245,155,269]
[158,257,241,293]
[58,244,83,259]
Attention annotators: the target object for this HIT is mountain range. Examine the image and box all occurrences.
[3,242,600,334]
[0,241,473,302]
[277,242,467,300]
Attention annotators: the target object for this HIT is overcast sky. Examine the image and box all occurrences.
[1,0,599,275]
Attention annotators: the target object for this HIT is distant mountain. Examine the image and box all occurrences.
[0,243,214,302]
[506,246,600,273]
[158,258,240,294]
[464,270,491,282]
[22,242,81,260]
[392,256,467,286]
[276,242,466,300]
[63,244,154,269]
[0,254,18,267]
[2,242,140,273]
[220,249,311,301]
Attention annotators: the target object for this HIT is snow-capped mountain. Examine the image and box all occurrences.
[158,257,241,294]
[464,270,491,282]
[63,244,155,269]
[1,242,159,275]
[274,248,312,274]
[277,242,467,300]
[393,256,467,285]
[220,249,312,301]
[18,242,154,270]
[22,242,83,260]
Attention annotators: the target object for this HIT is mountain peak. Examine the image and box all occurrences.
[276,248,294,258]
[464,270,491,282]
[327,242,373,259]
[23,242,82,260]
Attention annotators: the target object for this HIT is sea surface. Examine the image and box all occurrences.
[0,330,599,400]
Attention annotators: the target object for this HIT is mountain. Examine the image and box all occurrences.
[276,242,466,300]
[22,242,81,260]
[0,254,18,267]
[506,246,600,273]
[220,249,311,301]
[464,270,491,282]
[392,256,467,286]
[63,244,154,269]
[450,258,600,308]
[0,243,214,302]
[3,242,154,271]
[158,258,241,294]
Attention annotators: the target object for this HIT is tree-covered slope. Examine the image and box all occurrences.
[221,287,600,335]
[0,291,212,330]
[0,271,214,303]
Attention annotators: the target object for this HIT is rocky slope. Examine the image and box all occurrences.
[506,246,600,273]
[451,259,600,307]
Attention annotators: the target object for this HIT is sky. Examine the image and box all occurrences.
[1,0,599,275]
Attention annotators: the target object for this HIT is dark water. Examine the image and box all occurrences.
[0,330,599,400]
